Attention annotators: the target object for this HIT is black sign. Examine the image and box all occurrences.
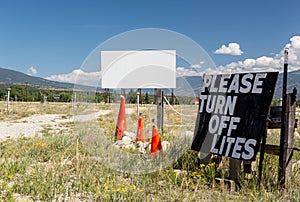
[191,72,278,160]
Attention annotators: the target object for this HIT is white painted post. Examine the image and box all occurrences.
[72,93,76,108]
[43,96,47,105]
[7,88,11,112]
[137,90,140,115]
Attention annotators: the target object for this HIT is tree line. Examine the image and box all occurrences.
[3,84,294,106]
[0,85,186,104]
[0,84,74,102]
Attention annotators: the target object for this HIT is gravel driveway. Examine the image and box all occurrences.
[0,110,111,141]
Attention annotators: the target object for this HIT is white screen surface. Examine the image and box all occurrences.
[101,50,176,88]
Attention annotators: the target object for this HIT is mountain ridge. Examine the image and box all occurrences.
[181,71,300,99]
[1,67,299,99]
[0,67,75,89]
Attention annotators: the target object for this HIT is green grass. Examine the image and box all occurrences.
[0,132,299,201]
[0,103,300,201]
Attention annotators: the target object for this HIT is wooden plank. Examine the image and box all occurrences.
[268,106,298,129]
[268,119,298,129]
[294,147,300,152]
[259,144,280,156]
[268,121,281,129]
[258,144,300,155]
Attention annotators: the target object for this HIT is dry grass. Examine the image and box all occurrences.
[0,101,73,121]
[0,102,299,201]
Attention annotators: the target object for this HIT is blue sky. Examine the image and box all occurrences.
[1,0,300,82]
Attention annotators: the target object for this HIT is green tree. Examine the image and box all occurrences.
[144,92,150,104]
[95,92,104,103]
[126,89,137,104]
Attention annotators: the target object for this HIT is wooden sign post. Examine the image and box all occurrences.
[155,89,164,131]
[279,47,289,187]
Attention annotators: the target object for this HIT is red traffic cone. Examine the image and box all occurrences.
[115,96,126,140]
[151,125,163,158]
[136,113,145,143]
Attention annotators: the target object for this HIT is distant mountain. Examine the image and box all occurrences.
[0,67,74,88]
[274,70,300,99]
[0,67,299,99]
[182,71,300,99]
[0,67,94,90]
[176,76,202,96]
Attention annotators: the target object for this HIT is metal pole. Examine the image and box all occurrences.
[278,47,289,187]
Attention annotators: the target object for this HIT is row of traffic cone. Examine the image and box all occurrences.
[115,96,163,158]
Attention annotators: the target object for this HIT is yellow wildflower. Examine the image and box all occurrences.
[35,142,46,148]
[130,185,136,190]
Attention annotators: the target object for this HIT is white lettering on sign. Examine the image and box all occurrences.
[200,73,269,160]
[201,73,265,94]
[199,95,237,115]
[210,135,257,160]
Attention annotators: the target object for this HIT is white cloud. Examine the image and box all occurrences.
[27,66,37,75]
[214,42,244,55]
[176,67,203,77]
[216,35,300,73]
[290,36,300,49]
[190,61,205,69]
[176,65,223,77]
[242,58,256,69]
[46,69,101,86]
[46,35,300,84]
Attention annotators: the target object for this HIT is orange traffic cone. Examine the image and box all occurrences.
[136,113,145,143]
[151,125,163,158]
[115,96,126,140]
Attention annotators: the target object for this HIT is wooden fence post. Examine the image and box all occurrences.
[229,90,297,187]
[278,90,297,187]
